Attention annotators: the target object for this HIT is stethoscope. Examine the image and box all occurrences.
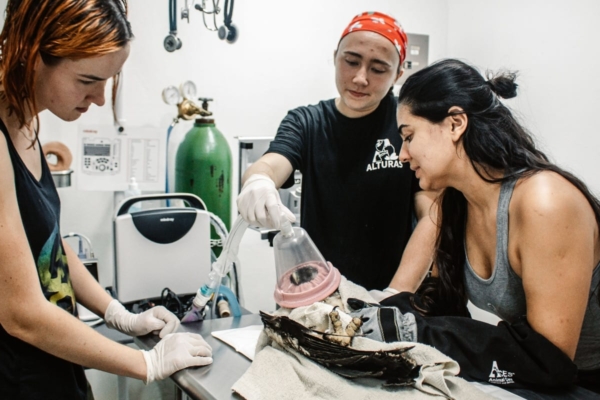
[164,0,182,52]
[195,0,238,43]
[216,0,237,44]
[195,0,220,31]
[164,0,237,52]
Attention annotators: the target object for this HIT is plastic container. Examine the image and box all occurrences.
[273,220,341,308]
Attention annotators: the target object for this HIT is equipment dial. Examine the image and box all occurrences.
[180,81,197,100]
[162,85,182,105]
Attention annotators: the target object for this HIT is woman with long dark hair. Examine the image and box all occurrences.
[0,1,212,398]
[351,59,599,396]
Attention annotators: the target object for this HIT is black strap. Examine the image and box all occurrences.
[378,307,400,343]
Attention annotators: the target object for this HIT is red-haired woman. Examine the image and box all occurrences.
[0,1,212,398]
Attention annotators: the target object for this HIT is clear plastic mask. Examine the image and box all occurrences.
[273,220,341,308]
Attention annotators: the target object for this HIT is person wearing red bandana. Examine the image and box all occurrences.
[238,11,438,297]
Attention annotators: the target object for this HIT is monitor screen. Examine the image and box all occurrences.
[84,144,111,156]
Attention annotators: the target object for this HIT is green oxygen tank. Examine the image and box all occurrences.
[175,102,232,256]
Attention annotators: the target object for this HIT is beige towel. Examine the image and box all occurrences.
[232,277,495,400]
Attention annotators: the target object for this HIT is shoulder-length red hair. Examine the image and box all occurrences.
[0,0,133,139]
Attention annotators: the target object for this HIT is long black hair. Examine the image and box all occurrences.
[398,59,600,316]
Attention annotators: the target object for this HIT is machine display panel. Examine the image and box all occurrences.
[84,144,111,157]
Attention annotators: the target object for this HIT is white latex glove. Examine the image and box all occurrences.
[368,287,400,303]
[104,299,180,338]
[142,332,213,384]
[236,173,296,229]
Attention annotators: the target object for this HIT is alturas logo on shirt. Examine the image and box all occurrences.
[488,361,515,385]
[366,139,403,171]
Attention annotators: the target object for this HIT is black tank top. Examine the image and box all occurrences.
[0,120,87,399]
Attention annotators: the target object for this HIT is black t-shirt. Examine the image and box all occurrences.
[268,93,419,290]
[0,120,88,399]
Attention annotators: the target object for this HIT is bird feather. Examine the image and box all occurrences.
[260,311,419,385]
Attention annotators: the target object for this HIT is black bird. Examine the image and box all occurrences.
[259,311,419,386]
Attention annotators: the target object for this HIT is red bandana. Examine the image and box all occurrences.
[340,11,408,64]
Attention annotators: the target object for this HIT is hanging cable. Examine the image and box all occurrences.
[169,0,177,32]
[195,0,220,31]
[223,0,233,27]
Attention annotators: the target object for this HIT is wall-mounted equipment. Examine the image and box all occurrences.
[194,0,219,32]
[216,0,237,44]
[164,0,183,52]
[396,33,429,85]
[81,137,121,175]
[164,0,238,52]
[195,0,237,43]
[76,125,165,192]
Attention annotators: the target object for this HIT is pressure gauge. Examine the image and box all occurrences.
[162,85,182,105]
[180,81,197,100]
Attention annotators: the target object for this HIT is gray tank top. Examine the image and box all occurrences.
[464,177,600,371]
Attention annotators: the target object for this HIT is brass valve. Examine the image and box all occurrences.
[177,98,212,121]
[162,82,213,126]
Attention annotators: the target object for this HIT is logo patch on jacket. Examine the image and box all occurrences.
[366,139,403,171]
[488,361,515,385]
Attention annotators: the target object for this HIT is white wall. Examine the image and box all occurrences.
[446,0,600,194]
[16,0,599,321]
[40,0,449,291]
[41,0,600,313]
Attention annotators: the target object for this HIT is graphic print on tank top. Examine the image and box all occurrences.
[37,224,77,315]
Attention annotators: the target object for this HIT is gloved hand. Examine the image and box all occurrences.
[347,298,417,343]
[236,173,296,229]
[368,287,400,303]
[104,299,180,338]
[141,332,213,384]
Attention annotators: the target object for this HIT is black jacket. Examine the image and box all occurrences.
[381,292,599,394]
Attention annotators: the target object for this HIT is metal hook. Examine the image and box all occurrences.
[195,0,220,31]
[181,0,190,23]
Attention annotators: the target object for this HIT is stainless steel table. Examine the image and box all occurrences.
[133,313,596,400]
[134,314,263,400]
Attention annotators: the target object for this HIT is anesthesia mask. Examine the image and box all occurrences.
[273,219,341,308]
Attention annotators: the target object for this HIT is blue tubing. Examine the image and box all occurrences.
[217,285,242,317]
